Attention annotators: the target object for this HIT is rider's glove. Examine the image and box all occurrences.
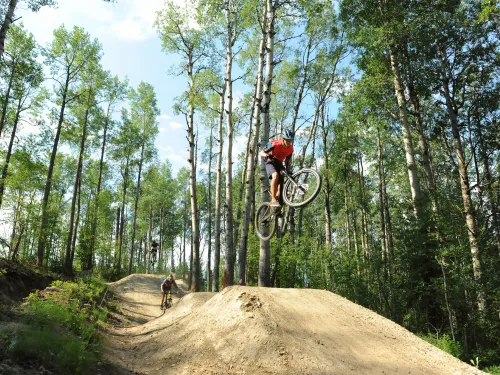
[286,167,293,175]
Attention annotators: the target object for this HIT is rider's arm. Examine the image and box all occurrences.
[259,142,275,159]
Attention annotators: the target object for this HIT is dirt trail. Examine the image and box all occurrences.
[103,274,486,375]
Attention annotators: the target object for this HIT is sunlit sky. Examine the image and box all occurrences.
[16,0,248,174]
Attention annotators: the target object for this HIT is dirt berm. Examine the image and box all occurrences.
[104,274,485,375]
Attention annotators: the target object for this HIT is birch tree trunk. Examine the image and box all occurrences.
[0,95,21,207]
[388,45,422,220]
[0,61,15,138]
[90,105,111,264]
[128,141,146,275]
[0,0,17,58]
[187,54,201,291]
[439,55,486,312]
[207,126,214,289]
[320,104,332,248]
[213,85,225,292]
[238,19,265,286]
[37,75,70,267]
[117,158,130,275]
[65,99,91,275]
[258,0,275,287]
[223,0,235,286]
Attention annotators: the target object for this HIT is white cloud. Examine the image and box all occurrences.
[17,0,184,43]
[157,114,172,121]
[169,121,183,129]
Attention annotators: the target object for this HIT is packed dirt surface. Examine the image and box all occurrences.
[104,274,485,375]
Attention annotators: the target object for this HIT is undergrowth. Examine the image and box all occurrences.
[420,333,500,374]
[0,277,108,374]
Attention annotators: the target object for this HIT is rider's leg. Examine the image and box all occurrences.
[161,290,165,307]
[270,172,280,204]
[276,174,283,203]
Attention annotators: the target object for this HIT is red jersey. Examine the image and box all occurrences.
[263,139,294,163]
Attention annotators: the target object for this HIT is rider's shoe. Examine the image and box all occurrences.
[270,200,281,207]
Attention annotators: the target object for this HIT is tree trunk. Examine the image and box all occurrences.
[187,53,201,292]
[0,60,15,138]
[238,75,261,285]
[65,103,90,275]
[344,167,351,254]
[90,106,110,265]
[258,0,275,287]
[320,103,332,248]
[439,55,486,312]
[0,0,18,59]
[70,176,81,267]
[37,75,70,267]
[213,85,225,292]
[0,95,21,207]
[388,45,422,220]
[115,206,120,266]
[160,207,164,269]
[476,121,500,257]
[117,158,130,275]
[223,0,236,287]
[207,125,214,289]
[128,141,145,275]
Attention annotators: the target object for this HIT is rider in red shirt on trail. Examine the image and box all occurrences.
[259,128,295,208]
[160,274,179,310]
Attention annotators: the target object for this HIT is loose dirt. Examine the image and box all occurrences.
[103,274,486,375]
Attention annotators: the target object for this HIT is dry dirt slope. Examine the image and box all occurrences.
[104,274,485,375]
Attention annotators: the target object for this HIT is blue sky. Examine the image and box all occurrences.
[16,0,248,174]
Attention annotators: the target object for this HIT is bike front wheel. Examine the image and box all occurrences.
[283,168,322,207]
[255,202,277,241]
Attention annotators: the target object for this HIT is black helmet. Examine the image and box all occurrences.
[283,128,294,140]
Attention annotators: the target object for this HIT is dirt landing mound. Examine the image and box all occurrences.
[105,276,485,375]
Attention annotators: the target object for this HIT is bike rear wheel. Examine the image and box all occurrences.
[255,202,277,241]
[283,168,322,207]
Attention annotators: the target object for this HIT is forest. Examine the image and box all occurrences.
[0,0,499,371]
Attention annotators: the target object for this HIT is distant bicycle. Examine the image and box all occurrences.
[161,291,175,313]
[255,165,321,241]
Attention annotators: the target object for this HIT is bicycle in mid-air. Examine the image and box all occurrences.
[255,164,321,241]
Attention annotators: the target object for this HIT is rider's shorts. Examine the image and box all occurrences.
[162,286,172,293]
[265,162,281,179]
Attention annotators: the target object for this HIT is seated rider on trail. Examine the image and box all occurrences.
[259,128,295,208]
[160,274,178,310]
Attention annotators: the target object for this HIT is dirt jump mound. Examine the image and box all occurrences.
[105,275,485,375]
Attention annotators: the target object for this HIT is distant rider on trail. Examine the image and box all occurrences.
[160,274,178,310]
[258,128,295,208]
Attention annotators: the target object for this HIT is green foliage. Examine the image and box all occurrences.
[5,277,107,373]
[420,333,463,358]
[484,366,500,375]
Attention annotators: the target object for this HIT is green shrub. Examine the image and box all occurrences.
[8,326,98,373]
[420,333,463,358]
[5,277,108,374]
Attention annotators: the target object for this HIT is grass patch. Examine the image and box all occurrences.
[2,277,108,374]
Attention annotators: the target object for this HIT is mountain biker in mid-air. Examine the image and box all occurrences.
[160,274,178,310]
[258,128,295,208]
[150,240,159,265]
